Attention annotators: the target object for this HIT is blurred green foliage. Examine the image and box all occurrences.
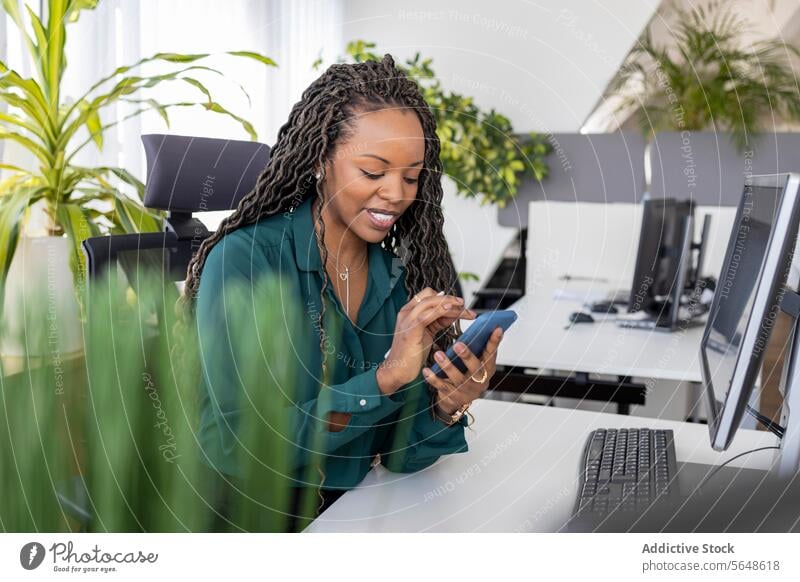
[0,267,314,532]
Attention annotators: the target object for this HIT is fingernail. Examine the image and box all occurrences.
[436,291,445,296]
[443,302,452,309]
[422,368,431,378]
[435,351,445,362]
[455,342,466,353]
[456,297,464,303]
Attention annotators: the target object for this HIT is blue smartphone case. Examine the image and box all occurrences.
[429,310,517,379]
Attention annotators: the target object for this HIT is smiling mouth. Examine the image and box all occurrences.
[365,208,399,229]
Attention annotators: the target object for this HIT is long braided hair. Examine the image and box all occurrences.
[175,53,461,516]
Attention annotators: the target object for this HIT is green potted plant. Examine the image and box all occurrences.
[610,1,800,149]
[0,0,276,355]
[334,40,552,207]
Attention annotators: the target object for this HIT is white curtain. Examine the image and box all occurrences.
[1,2,39,175]
[263,0,345,144]
[0,11,6,167]
[60,0,344,183]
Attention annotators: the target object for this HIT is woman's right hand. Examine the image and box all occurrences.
[376,288,475,395]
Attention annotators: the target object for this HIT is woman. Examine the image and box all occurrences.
[183,54,504,529]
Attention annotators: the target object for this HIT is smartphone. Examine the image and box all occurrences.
[429,310,517,379]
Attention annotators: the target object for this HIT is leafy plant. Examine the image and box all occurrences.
[0,0,277,303]
[0,267,315,532]
[611,1,800,149]
[336,40,552,207]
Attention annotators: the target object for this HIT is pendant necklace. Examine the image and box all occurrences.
[325,247,367,315]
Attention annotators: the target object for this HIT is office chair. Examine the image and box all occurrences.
[82,134,271,285]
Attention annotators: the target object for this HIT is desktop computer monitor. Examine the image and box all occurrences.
[624,199,696,330]
[700,173,800,452]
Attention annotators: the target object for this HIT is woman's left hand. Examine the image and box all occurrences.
[421,326,504,417]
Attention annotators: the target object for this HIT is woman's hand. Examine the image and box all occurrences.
[376,288,475,396]
[419,288,477,345]
[422,326,504,417]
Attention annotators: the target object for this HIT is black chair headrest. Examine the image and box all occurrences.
[142,134,270,212]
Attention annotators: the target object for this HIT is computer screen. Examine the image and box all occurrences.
[700,174,800,451]
[628,198,693,313]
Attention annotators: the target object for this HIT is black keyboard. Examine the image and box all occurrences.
[572,428,679,520]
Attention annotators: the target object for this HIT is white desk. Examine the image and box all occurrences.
[307,399,778,532]
[497,287,705,383]
[509,200,736,386]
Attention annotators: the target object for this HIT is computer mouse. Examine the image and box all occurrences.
[569,311,595,324]
[590,301,619,314]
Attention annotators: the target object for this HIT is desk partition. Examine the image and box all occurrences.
[649,131,800,206]
[497,132,647,229]
[525,200,642,291]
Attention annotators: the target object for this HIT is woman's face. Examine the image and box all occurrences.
[321,107,425,244]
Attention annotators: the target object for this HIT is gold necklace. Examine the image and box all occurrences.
[324,247,367,315]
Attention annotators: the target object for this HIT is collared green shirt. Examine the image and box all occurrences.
[196,196,468,489]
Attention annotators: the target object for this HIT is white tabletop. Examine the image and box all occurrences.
[494,285,707,383]
[306,399,778,532]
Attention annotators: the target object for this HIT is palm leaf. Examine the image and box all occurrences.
[0,129,53,166]
[113,194,161,234]
[63,52,214,121]
[120,98,171,126]
[93,166,146,195]
[0,187,32,309]
[0,61,53,125]
[0,163,29,174]
[55,201,97,282]
[65,0,100,21]
[1,1,39,78]
[78,99,104,149]
[58,65,226,151]
[225,51,278,67]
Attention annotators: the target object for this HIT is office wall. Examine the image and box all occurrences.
[650,132,800,206]
[499,130,800,234]
[341,0,660,133]
[497,132,647,228]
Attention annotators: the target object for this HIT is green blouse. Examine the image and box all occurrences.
[195,196,468,490]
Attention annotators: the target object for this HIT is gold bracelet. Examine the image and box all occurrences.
[433,400,470,426]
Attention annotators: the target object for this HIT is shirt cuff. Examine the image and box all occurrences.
[316,366,386,415]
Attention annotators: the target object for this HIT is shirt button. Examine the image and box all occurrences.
[359,398,367,406]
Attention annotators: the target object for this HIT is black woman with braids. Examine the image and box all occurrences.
[185,54,504,529]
